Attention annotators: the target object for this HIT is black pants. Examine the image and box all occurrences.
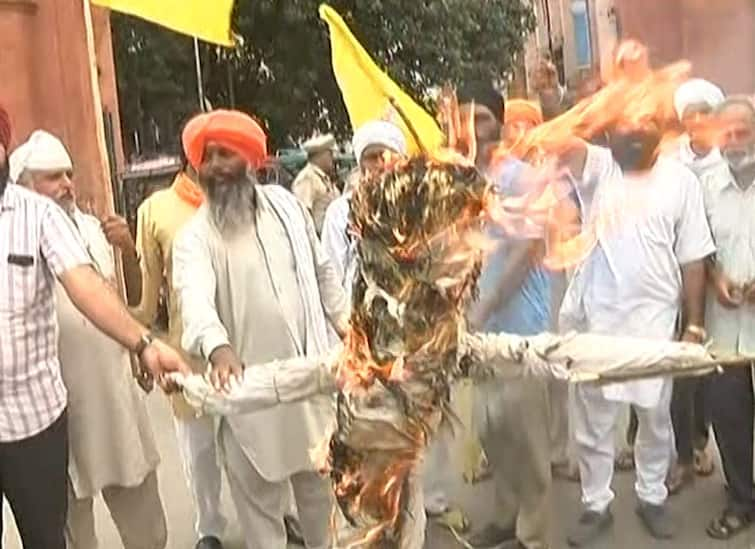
[0,410,68,549]
[711,368,755,516]
[671,376,711,465]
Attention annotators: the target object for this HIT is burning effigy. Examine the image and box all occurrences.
[324,157,488,547]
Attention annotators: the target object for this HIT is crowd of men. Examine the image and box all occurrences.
[1,43,755,549]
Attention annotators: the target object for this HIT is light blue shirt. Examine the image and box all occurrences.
[476,159,551,336]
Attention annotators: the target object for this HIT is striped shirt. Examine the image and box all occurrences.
[0,183,91,441]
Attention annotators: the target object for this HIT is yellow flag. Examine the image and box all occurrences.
[93,0,235,47]
[319,4,443,154]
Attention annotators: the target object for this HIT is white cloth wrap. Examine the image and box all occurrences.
[463,331,709,381]
[173,357,336,416]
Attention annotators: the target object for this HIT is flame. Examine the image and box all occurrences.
[480,41,697,270]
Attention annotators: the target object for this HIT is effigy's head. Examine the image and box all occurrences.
[348,157,490,372]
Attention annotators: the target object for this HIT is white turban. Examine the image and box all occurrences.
[351,121,407,167]
[674,79,725,120]
[13,130,73,181]
[8,141,33,184]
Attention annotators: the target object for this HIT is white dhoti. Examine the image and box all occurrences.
[219,420,332,549]
[573,380,673,512]
[174,414,227,539]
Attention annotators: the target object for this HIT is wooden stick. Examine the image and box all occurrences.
[569,355,755,385]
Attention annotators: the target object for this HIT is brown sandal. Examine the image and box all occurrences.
[707,509,751,540]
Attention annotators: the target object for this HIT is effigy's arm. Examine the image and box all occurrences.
[461,330,753,384]
[169,355,336,416]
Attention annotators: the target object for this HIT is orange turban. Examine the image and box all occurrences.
[182,109,268,170]
[505,99,544,127]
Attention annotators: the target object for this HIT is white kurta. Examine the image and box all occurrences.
[700,163,755,355]
[56,209,160,498]
[175,188,348,482]
[560,156,716,407]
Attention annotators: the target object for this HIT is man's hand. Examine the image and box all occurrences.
[713,270,742,309]
[101,215,136,255]
[140,339,192,391]
[208,345,244,392]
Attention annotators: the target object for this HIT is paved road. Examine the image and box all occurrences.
[4,391,753,549]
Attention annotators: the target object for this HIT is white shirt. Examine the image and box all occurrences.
[321,192,359,301]
[701,163,755,354]
[0,184,91,441]
[561,156,716,406]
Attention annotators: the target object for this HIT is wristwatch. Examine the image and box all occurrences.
[684,324,707,341]
[133,332,156,359]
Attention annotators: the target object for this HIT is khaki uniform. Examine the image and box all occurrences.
[291,163,339,234]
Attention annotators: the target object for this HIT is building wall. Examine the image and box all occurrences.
[0,0,123,215]
[589,0,619,79]
[615,0,755,93]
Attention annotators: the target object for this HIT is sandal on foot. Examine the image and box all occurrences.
[707,509,751,540]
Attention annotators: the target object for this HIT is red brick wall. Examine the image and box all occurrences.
[615,0,755,94]
[0,0,123,214]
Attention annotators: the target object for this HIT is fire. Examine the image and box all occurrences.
[480,42,697,271]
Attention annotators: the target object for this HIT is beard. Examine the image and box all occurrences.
[201,172,258,237]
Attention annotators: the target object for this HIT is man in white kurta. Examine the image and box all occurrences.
[174,110,349,549]
[700,98,755,540]
[12,130,165,549]
[560,141,715,546]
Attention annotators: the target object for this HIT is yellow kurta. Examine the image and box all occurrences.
[132,173,205,415]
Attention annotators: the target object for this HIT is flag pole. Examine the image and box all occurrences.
[194,37,206,111]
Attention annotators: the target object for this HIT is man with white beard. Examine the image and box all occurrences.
[701,97,755,540]
[173,109,349,549]
[12,130,166,549]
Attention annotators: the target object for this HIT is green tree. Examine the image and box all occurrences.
[112,1,535,156]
